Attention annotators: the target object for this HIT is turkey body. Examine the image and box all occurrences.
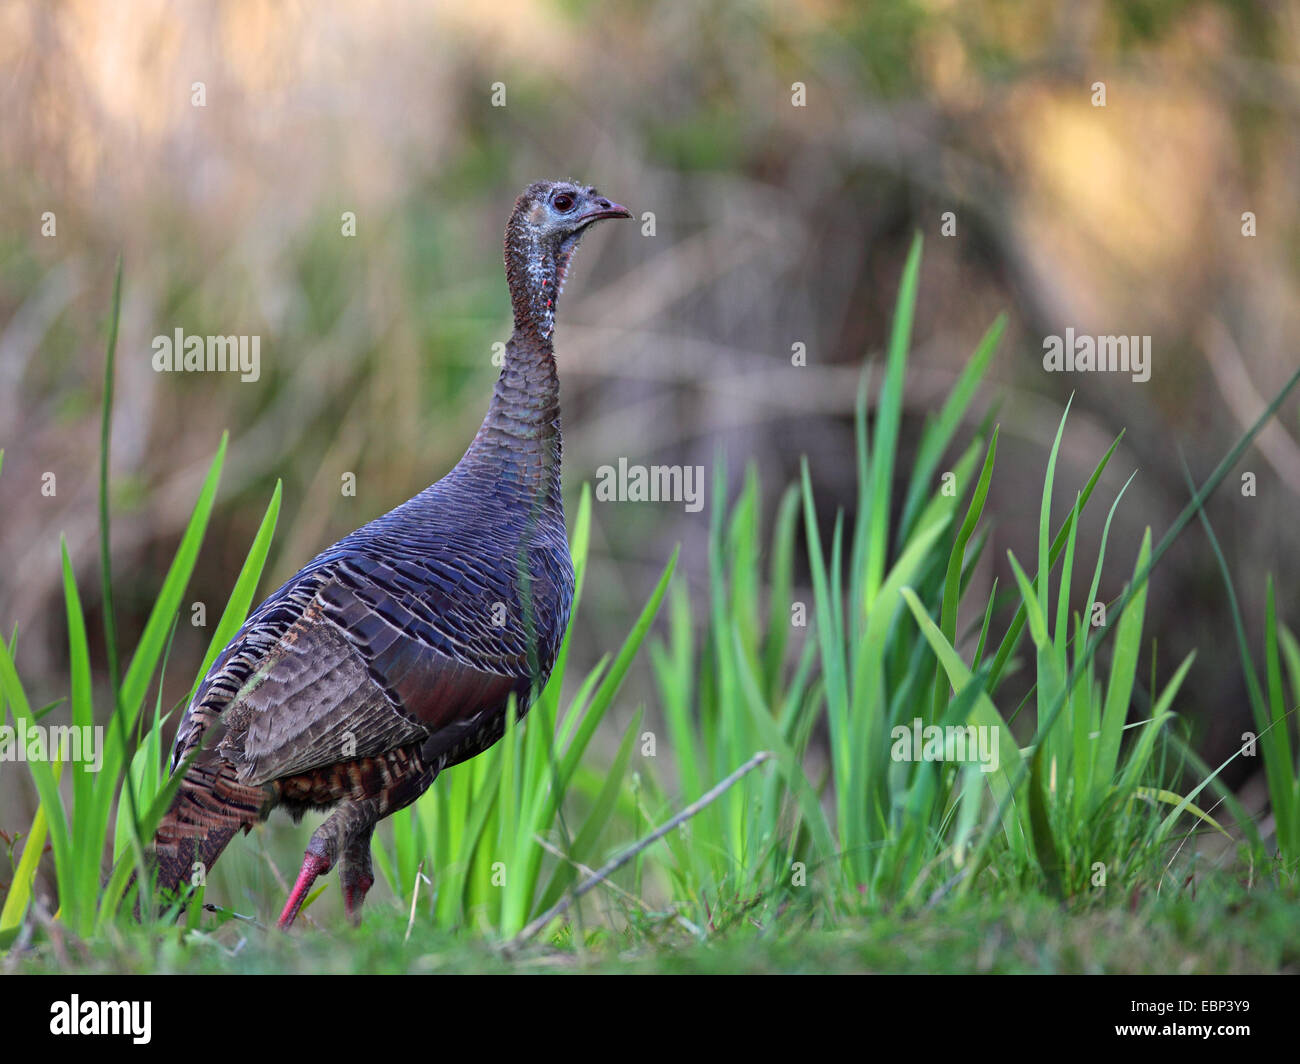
[150,181,629,926]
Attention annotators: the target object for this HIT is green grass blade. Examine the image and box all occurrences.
[0,646,73,914]
[535,708,644,914]
[99,258,123,712]
[1027,743,1064,898]
[1094,530,1152,796]
[986,431,1123,692]
[865,232,922,608]
[60,539,97,932]
[899,313,1005,539]
[933,428,998,717]
[118,435,227,736]
[188,480,282,702]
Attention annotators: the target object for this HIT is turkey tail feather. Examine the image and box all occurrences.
[150,760,268,898]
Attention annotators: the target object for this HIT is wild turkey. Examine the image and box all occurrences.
[151,181,631,928]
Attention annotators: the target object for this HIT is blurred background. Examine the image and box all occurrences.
[2,0,1299,838]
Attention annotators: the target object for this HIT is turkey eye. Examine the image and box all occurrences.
[553,193,575,212]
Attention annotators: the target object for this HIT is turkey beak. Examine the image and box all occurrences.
[577,199,632,224]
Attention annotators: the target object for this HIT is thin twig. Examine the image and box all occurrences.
[404,859,427,943]
[507,751,771,950]
[532,833,704,938]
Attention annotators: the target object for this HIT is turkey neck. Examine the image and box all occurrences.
[463,333,561,508]
[459,215,569,513]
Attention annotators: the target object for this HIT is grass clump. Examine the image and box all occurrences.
[3,246,1299,973]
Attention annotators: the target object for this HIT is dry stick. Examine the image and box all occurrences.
[508,751,772,950]
[1158,790,1232,897]
[532,834,705,938]
[404,859,427,943]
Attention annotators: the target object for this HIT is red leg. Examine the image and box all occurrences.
[339,819,377,926]
[277,850,332,929]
